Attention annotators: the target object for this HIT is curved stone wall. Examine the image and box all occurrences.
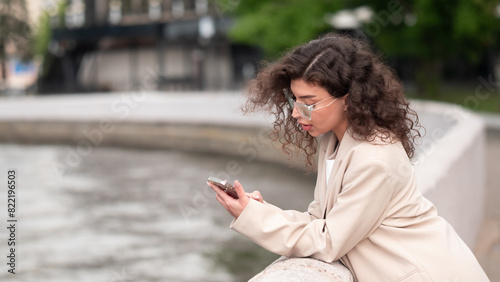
[411,101,486,247]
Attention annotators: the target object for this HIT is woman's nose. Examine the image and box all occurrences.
[291,105,300,119]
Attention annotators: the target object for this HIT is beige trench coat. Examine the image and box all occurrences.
[230,130,488,281]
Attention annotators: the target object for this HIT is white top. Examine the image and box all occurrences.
[325,142,339,185]
[326,159,335,185]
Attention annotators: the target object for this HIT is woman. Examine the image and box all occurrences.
[207,33,488,281]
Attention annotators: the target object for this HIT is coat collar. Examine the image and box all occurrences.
[320,128,362,162]
[316,129,364,215]
[320,128,390,161]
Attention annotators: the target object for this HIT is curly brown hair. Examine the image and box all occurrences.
[243,33,422,168]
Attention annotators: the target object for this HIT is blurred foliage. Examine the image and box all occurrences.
[218,0,344,59]
[0,0,32,58]
[32,12,51,58]
[32,1,67,78]
[32,11,53,78]
[218,0,500,97]
[407,84,500,113]
[0,0,32,80]
[366,0,499,61]
[358,0,500,97]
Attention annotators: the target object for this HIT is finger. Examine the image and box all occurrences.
[233,180,247,199]
[207,182,222,195]
[210,183,233,210]
[246,192,260,202]
[251,195,262,202]
[246,190,263,203]
[252,190,263,203]
[215,193,229,210]
[207,182,232,202]
[212,181,238,203]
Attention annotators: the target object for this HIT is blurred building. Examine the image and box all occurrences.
[38,0,261,93]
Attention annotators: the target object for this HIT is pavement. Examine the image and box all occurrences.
[0,92,499,280]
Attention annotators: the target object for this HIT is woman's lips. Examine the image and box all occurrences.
[300,123,312,131]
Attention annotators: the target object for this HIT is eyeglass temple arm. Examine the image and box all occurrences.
[283,89,295,108]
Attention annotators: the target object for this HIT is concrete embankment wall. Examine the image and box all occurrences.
[411,101,486,248]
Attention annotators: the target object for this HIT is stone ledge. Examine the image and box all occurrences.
[249,257,353,282]
[0,119,308,169]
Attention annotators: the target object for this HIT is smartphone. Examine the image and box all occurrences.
[207,176,238,199]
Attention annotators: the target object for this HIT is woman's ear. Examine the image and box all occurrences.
[343,93,349,111]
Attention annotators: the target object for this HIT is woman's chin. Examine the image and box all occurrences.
[307,129,320,137]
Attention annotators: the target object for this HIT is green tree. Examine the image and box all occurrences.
[358,0,500,97]
[218,0,499,97]
[0,0,32,85]
[32,1,67,78]
[218,0,344,59]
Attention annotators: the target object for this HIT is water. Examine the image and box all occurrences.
[0,144,316,282]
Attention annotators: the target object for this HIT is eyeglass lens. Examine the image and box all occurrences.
[296,104,312,119]
[284,88,312,120]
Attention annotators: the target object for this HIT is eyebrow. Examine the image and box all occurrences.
[295,94,316,100]
[289,90,316,100]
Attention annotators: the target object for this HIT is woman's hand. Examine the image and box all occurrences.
[207,180,264,219]
[247,190,264,203]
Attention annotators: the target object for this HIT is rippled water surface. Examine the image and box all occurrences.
[0,144,316,282]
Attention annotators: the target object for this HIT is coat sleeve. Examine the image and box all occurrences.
[230,160,394,262]
[259,198,322,222]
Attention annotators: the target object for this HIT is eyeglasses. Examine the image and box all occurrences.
[283,88,338,120]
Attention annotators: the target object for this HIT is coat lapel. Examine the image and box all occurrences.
[318,129,361,217]
[316,132,332,215]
